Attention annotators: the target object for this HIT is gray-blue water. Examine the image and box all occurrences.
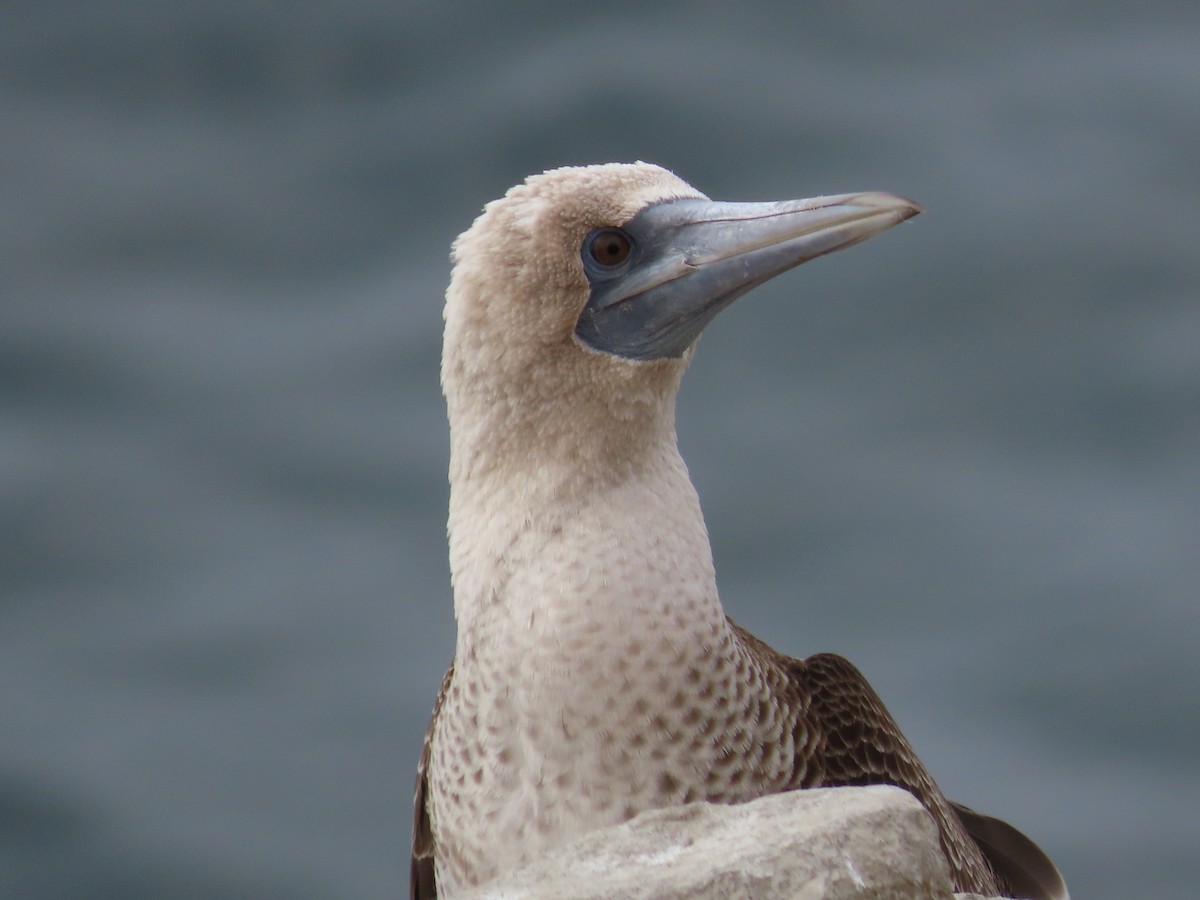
[2,3,1198,897]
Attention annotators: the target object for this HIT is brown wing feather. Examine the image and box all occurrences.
[728,622,1005,896]
[411,662,454,900]
[952,802,1070,900]
[797,651,1004,895]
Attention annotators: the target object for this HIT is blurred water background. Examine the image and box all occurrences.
[2,2,1198,897]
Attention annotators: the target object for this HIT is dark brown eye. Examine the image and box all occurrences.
[588,228,632,267]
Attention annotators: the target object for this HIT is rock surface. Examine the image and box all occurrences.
[457,784,1007,899]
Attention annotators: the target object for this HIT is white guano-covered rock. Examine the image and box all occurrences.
[457,784,1006,900]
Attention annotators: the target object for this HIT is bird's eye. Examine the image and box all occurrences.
[587,228,633,268]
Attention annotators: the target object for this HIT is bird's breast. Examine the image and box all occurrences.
[434,456,803,890]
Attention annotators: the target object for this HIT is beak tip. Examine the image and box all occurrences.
[899,197,924,219]
[856,191,923,220]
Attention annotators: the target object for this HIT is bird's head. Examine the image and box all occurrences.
[442,162,919,478]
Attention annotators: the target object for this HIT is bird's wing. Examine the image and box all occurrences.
[797,650,1011,895]
[728,621,1004,895]
[411,661,454,900]
[798,650,1070,899]
[795,651,946,792]
[796,650,1005,894]
[951,802,1070,900]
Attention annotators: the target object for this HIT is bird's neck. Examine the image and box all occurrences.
[435,415,759,895]
[446,414,729,672]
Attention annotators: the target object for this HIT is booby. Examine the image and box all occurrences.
[412,162,1067,900]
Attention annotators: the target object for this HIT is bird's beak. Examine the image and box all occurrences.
[575,192,921,360]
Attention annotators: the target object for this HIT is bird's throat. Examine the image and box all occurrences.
[448,440,725,655]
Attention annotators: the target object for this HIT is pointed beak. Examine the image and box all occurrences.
[574,192,921,360]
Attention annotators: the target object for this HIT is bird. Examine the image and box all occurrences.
[412,162,1067,900]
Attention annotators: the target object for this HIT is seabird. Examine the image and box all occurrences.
[412,162,1067,899]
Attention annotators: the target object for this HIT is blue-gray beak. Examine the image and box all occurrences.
[575,192,921,360]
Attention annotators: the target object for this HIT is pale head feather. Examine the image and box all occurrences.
[441,163,707,485]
